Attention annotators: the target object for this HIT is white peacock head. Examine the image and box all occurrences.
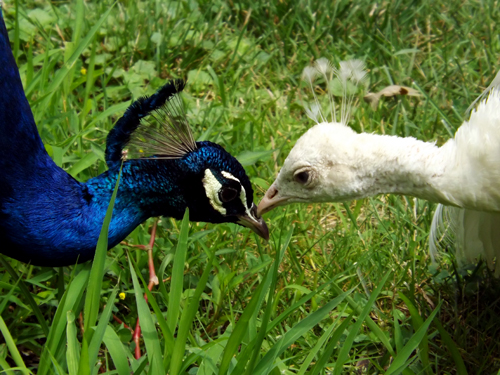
[258,58,367,214]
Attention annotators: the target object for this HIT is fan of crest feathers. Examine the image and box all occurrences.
[258,57,500,275]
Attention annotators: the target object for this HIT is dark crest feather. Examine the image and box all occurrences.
[128,89,197,160]
[105,79,197,168]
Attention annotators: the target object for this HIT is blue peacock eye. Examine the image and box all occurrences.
[219,187,238,203]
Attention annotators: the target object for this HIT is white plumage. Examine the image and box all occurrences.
[258,59,500,274]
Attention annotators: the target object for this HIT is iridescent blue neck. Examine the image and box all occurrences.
[87,158,189,225]
[0,157,188,266]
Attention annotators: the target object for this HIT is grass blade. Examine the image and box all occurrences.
[129,258,163,372]
[219,270,272,375]
[0,256,49,336]
[141,279,175,368]
[333,271,391,375]
[170,247,217,375]
[385,302,442,375]
[83,167,122,343]
[87,286,119,369]
[307,311,354,375]
[67,152,99,178]
[43,4,115,95]
[38,265,91,375]
[331,281,395,356]
[398,293,431,372]
[66,311,80,375]
[166,209,190,333]
[244,227,293,375]
[103,325,132,375]
[0,315,29,373]
[253,287,355,375]
[296,321,338,375]
[433,318,468,375]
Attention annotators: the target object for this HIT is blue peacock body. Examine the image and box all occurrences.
[0,10,267,266]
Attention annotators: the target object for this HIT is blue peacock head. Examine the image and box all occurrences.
[105,79,269,240]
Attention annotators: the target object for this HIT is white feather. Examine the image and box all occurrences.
[301,58,367,126]
[348,60,367,84]
[314,58,333,76]
[259,67,500,273]
[337,60,353,84]
[304,102,322,123]
[314,58,336,122]
[301,66,319,87]
[430,205,500,276]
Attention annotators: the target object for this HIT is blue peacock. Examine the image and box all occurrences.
[0,10,268,267]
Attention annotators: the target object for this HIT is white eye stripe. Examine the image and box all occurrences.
[240,185,258,223]
[203,169,254,218]
[202,169,226,215]
[222,171,249,209]
[223,172,257,221]
[221,171,239,182]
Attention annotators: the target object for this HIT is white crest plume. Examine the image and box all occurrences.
[302,58,367,126]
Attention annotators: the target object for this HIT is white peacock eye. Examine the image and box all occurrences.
[293,169,312,186]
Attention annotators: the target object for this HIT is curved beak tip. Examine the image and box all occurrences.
[258,219,270,241]
[237,204,270,241]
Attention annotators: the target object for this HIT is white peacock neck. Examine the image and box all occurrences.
[344,131,457,205]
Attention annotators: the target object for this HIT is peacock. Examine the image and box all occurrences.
[0,10,268,267]
[257,57,500,274]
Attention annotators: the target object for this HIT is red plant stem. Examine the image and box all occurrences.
[78,312,84,335]
[112,314,133,332]
[132,220,159,359]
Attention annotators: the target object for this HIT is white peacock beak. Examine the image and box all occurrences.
[257,184,291,216]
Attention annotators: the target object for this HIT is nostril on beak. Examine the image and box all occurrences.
[268,186,278,199]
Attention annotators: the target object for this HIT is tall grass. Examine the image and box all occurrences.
[1,0,500,373]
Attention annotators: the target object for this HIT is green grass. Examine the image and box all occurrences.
[1,0,500,373]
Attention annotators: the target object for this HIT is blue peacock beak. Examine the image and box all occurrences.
[237,203,269,240]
